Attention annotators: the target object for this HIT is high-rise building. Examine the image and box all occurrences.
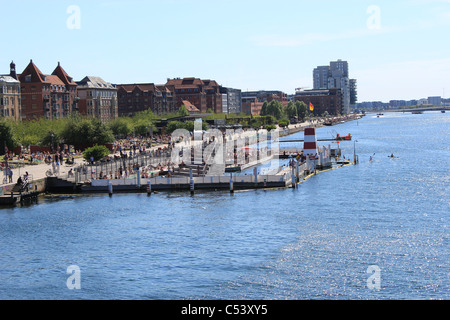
[313,66,331,90]
[312,59,354,114]
[350,79,358,105]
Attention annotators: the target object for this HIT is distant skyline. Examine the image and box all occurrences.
[1,0,449,102]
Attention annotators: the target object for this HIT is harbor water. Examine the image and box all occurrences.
[0,112,448,300]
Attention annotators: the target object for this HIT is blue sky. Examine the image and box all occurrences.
[1,0,449,102]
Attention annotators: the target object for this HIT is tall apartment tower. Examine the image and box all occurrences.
[313,66,330,90]
[312,59,353,114]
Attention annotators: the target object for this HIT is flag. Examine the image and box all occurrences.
[309,103,314,111]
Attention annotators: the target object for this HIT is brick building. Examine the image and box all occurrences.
[241,90,289,116]
[18,60,78,120]
[165,78,222,113]
[116,83,177,116]
[0,61,21,121]
[77,76,118,122]
[294,88,343,116]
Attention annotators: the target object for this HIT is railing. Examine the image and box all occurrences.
[90,174,290,187]
[70,150,173,183]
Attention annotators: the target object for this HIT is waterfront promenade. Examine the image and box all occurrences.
[0,114,360,195]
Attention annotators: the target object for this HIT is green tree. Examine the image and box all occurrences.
[83,145,111,162]
[0,121,17,154]
[41,130,61,150]
[278,118,290,128]
[178,105,190,117]
[260,102,268,116]
[61,117,114,147]
[266,101,284,119]
[109,118,132,137]
[295,101,308,121]
[285,101,297,119]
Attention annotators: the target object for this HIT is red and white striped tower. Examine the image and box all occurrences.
[303,128,318,157]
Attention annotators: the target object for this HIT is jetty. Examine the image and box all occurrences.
[0,179,40,206]
[45,127,350,195]
[1,114,361,203]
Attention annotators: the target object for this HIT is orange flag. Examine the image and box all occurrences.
[309,103,314,111]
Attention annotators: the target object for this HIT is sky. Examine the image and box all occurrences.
[1,0,449,102]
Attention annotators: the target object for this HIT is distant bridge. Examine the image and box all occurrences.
[381,106,449,113]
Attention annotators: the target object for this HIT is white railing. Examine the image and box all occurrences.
[90,173,290,187]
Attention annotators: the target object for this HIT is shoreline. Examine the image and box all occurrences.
[0,114,362,200]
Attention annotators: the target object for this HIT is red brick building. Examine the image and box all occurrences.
[116,83,177,116]
[294,89,343,116]
[117,77,223,116]
[165,78,222,113]
[18,60,78,120]
[241,90,290,116]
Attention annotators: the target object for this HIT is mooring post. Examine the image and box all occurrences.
[147,180,152,196]
[136,169,141,188]
[189,169,194,196]
[291,167,296,189]
[230,173,234,194]
[108,181,113,197]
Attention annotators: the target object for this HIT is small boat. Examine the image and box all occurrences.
[336,133,352,141]
[412,111,423,114]
[441,110,446,113]
[324,122,333,126]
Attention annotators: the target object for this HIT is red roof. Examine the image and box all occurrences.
[182,100,200,113]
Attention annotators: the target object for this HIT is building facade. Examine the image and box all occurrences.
[0,62,21,121]
[295,89,343,116]
[219,87,242,114]
[313,59,354,114]
[116,83,177,116]
[241,90,289,116]
[76,76,118,122]
[165,78,223,114]
[18,60,78,120]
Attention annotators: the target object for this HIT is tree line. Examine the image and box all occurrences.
[0,101,330,155]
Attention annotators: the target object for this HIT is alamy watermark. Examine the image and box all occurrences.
[67,5,81,30]
[66,265,81,290]
[366,5,381,30]
[366,265,381,290]
[169,123,281,169]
